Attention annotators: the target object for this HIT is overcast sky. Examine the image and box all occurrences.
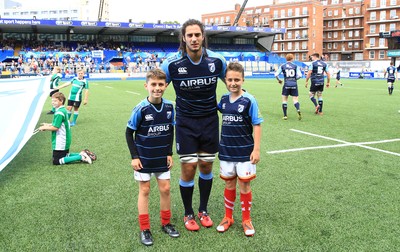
[14,0,274,24]
[109,0,273,23]
[110,0,272,24]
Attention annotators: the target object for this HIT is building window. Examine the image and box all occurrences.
[281,43,285,51]
[355,8,360,15]
[390,10,397,19]
[380,24,386,32]
[390,23,396,30]
[295,53,300,60]
[274,21,278,28]
[333,32,338,38]
[370,25,376,34]
[380,0,386,7]
[331,54,338,60]
[369,51,375,59]
[288,9,293,17]
[274,10,279,18]
[355,30,360,37]
[302,53,307,60]
[380,11,386,21]
[390,0,397,5]
[334,21,338,27]
[348,31,353,37]
[355,19,360,25]
[371,0,377,7]
[349,8,353,15]
[274,43,278,50]
[281,20,285,28]
[295,8,300,16]
[354,42,359,49]
[288,42,292,50]
[333,42,338,49]
[370,12,376,21]
[328,43,332,49]
[379,50,386,59]
[379,38,385,47]
[287,31,292,39]
[302,41,307,49]
[328,32,332,38]
[328,21,332,27]
[334,10,339,16]
[288,20,292,27]
[370,37,376,46]
[281,9,285,17]
[328,11,332,16]
[348,19,353,26]
[348,42,353,48]
[303,7,308,15]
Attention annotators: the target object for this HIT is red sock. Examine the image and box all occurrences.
[240,191,252,222]
[138,214,150,231]
[224,188,236,219]
[160,209,171,226]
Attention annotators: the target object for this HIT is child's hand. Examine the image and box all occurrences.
[131,158,142,171]
[167,156,173,169]
[250,150,260,165]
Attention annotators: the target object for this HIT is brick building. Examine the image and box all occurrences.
[202,0,400,61]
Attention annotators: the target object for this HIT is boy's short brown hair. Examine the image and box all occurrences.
[146,68,167,82]
[52,92,66,105]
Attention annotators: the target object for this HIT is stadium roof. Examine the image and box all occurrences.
[0,18,285,39]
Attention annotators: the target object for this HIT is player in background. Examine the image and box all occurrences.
[275,53,303,120]
[39,92,96,165]
[57,69,89,126]
[47,66,63,114]
[161,19,227,231]
[125,69,179,246]
[384,62,398,95]
[334,67,343,88]
[216,62,263,237]
[305,53,330,115]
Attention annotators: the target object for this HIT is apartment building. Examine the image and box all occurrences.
[202,0,400,61]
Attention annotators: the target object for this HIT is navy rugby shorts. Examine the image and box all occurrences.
[175,114,219,155]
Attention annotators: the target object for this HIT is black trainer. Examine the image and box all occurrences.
[162,223,180,238]
[140,229,153,246]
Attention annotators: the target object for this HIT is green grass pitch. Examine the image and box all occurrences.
[1,78,399,251]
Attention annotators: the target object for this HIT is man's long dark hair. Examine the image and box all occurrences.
[179,19,208,54]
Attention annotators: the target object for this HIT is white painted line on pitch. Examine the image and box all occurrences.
[126,91,141,95]
[267,129,400,157]
[105,86,113,89]
[268,143,352,154]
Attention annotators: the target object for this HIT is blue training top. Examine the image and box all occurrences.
[218,92,263,162]
[127,98,175,173]
[161,48,227,117]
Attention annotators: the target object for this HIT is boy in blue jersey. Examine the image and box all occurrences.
[57,69,89,126]
[125,69,179,246]
[275,53,303,120]
[305,53,330,115]
[334,67,343,88]
[216,62,263,237]
[384,62,398,95]
[161,19,227,231]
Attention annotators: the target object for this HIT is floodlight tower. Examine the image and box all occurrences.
[98,0,105,21]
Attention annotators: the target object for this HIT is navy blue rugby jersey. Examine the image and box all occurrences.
[310,60,329,84]
[275,62,302,87]
[161,48,227,117]
[218,92,263,162]
[127,98,175,173]
[386,66,397,81]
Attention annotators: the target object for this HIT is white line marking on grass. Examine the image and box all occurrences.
[105,86,113,89]
[267,129,400,157]
[126,91,141,95]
